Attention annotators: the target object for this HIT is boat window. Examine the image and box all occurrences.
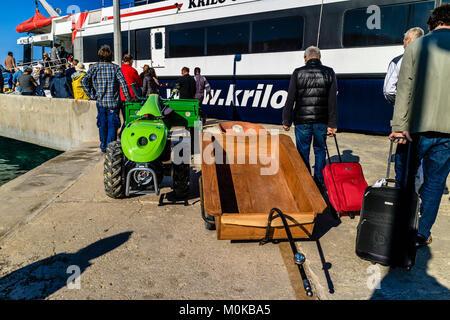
[136,28,151,60]
[343,1,435,47]
[252,16,304,53]
[134,0,166,5]
[169,27,204,58]
[207,22,250,56]
[82,32,132,62]
[122,31,136,57]
[82,33,113,62]
[154,32,163,50]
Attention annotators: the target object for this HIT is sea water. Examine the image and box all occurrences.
[0,136,62,187]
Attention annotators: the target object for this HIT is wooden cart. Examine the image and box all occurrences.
[200,122,327,240]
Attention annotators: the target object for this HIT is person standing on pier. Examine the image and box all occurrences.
[17,67,37,96]
[390,4,450,248]
[71,63,89,100]
[166,67,196,99]
[282,46,338,188]
[4,52,16,73]
[4,52,16,89]
[384,27,424,188]
[120,54,142,99]
[50,67,73,99]
[12,67,23,93]
[81,45,131,153]
[50,43,61,65]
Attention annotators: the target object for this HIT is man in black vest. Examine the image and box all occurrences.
[282,46,338,186]
[174,67,196,99]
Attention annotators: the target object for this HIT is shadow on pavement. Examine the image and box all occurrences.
[370,246,450,300]
[0,232,132,300]
[329,149,360,163]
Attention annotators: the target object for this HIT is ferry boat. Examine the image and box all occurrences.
[16,0,444,132]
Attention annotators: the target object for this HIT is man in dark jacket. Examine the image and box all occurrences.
[173,67,196,99]
[18,67,37,96]
[50,67,73,98]
[282,46,338,186]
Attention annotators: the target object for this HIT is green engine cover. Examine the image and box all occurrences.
[137,94,162,118]
[121,119,168,163]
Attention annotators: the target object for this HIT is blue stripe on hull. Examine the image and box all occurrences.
[161,77,393,133]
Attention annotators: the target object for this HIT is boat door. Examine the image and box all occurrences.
[150,28,165,68]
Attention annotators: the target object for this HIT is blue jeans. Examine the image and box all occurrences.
[97,105,121,152]
[395,143,408,187]
[408,135,450,239]
[294,123,327,184]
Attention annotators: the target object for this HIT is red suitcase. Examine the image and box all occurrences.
[322,134,368,218]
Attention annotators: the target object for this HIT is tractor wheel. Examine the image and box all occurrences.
[199,176,216,230]
[172,163,190,198]
[104,141,126,199]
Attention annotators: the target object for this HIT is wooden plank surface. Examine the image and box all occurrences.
[279,134,327,215]
[229,164,300,214]
[201,136,222,216]
[218,221,315,240]
[201,130,326,240]
[221,212,315,227]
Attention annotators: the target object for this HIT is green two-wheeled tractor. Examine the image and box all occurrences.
[104,88,200,199]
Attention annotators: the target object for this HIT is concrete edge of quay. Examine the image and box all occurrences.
[0,142,103,246]
[0,94,99,151]
[0,118,448,300]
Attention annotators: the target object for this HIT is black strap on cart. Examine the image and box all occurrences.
[260,208,313,297]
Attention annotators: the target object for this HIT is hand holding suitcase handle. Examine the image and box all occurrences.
[386,137,410,187]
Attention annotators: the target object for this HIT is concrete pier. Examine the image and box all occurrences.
[0,95,98,151]
[0,121,448,300]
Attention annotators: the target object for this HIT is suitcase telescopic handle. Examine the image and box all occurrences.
[386,137,409,185]
[323,133,342,164]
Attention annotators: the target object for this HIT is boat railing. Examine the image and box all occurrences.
[17,58,68,72]
[101,0,165,8]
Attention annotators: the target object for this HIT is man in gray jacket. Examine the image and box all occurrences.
[384,27,424,188]
[390,4,450,248]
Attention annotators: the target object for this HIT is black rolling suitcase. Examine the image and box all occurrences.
[356,139,420,269]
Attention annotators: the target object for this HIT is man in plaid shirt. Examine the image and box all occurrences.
[82,45,132,153]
